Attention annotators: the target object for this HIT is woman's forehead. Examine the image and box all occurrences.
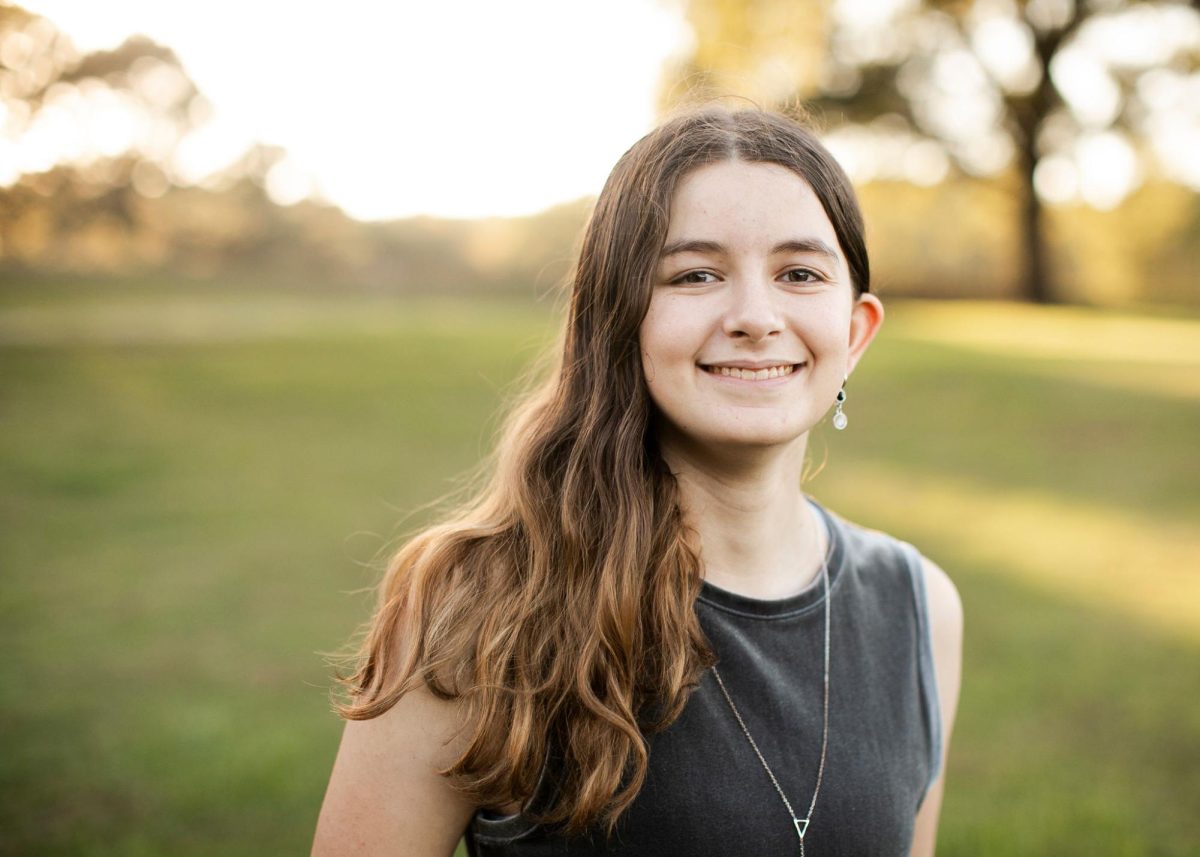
[663,160,841,256]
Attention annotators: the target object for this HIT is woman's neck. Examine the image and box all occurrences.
[659,434,827,600]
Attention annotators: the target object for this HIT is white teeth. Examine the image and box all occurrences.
[706,364,795,380]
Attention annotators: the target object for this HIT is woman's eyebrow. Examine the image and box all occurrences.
[659,238,840,261]
[771,238,840,262]
[659,239,724,258]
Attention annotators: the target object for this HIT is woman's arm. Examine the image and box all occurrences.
[910,556,964,857]
[311,684,476,857]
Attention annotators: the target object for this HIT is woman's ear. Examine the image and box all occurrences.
[846,293,884,376]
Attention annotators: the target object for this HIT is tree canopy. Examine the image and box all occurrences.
[662,0,1200,303]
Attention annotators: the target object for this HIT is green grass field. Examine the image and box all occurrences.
[1,283,1197,856]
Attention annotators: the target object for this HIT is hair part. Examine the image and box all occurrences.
[336,106,870,835]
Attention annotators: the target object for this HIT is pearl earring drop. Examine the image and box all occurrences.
[832,385,848,431]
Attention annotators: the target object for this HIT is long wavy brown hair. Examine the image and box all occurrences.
[336,107,871,834]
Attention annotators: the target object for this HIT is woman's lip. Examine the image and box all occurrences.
[698,362,806,381]
[700,361,803,370]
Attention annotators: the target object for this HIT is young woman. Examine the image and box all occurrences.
[312,108,963,857]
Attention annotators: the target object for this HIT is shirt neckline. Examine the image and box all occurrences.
[696,497,846,619]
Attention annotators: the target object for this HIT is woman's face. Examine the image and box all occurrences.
[638,159,883,454]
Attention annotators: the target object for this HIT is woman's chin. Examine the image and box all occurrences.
[662,423,814,456]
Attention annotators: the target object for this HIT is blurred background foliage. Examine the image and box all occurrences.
[662,0,1200,303]
[0,2,590,296]
[1,0,1197,305]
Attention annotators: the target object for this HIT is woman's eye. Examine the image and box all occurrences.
[672,270,718,285]
[783,268,822,284]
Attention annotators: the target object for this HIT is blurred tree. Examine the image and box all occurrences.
[0,2,211,268]
[0,2,596,295]
[660,0,828,106]
[0,2,205,176]
[663,0,1200,304]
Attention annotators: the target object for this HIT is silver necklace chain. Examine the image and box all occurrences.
[710,543,831,857]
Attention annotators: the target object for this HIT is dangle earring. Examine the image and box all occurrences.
[832,379,848,430]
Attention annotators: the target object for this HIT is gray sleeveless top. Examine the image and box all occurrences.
[466,500,942,856]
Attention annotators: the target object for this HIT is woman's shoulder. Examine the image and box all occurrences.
[815,499,963,634]
[914,552,963,721]
[817,502,964,798]
[916,554,963,644]
[312,682,476,856]
[814,500,918,573]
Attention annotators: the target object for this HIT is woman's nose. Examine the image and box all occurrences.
[723,278,783,342]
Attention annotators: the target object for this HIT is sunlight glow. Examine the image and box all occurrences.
[12,0,1199,216]
[20,0,692,219]
[1051,46,1121,128]
[1033,153,1078,204]
[970,15,1039,94]
[837,461,1200,644]
[1076,132,1140,210]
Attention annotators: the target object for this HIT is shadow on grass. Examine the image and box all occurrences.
[2,561,1196,857]
[843,337,1199,524]
[938,557,1200,857]
[2,295,1197,855]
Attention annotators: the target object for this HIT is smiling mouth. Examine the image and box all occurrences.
[700,363,803,380]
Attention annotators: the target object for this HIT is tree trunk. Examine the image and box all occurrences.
[1015,138,1054,304]
[1008,12,1088,305]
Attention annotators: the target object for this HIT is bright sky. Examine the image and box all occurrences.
[12,0,1199,217]
[22,0,693,219]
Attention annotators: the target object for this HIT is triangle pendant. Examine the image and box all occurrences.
[794,818,809,840]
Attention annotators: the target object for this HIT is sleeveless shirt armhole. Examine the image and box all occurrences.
[466,747,553,845]
[900,540,944,805]
[470,809,538,845]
